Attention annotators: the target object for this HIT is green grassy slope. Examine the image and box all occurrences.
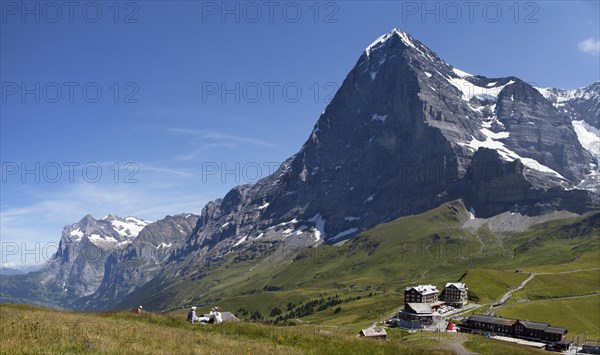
[498,295,600,339]
[3,201,598,353]
[1,304,551,355]
[0,304,449,355]
[115,202,599,339]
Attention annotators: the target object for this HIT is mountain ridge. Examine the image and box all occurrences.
[2,28,598,312]
[0,213,199,308]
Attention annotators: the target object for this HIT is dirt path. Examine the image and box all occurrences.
[535,267,600,275]
[486,273,535,315]
[438,339,478,355]
[486,267,600,315]
[493,292,599,311]
[469,230,486,254]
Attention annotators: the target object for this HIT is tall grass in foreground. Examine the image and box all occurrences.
[0,304,447,354]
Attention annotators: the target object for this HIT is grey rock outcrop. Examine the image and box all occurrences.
[74,214,199,310]
[163,29,598,283]
[3,29,598,311]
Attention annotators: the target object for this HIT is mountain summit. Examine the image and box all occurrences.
[0,214,198,307]
[2,29,598,311]
[160,29,598,282]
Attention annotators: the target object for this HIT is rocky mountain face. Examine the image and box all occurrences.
[43,215,152,298]
[74,214,199,310]
[165,29,598,281]
[538,83,600,129]
[38,215,151,298]
[0,263,41,275]
[3,29,598,311]
[0,214,198,308]
[537,83,600,192]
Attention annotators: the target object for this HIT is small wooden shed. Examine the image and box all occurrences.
[358,327,387,340]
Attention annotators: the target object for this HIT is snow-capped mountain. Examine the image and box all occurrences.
[63,215,152,250]
[0,213,198,307]
[0,263,41,275]
[536,83,600,191]
[74,214,199,310]
[157,29,597,283]
[2,29,597,311]
[537,83,600,129]
[44,214,153,297]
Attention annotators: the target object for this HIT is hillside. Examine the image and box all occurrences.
[1,304,552,355]
[159,29,598,310]
[107,201,599,338]
[0,304,446,355]
[1,29,598,355]
[2,29,598,316]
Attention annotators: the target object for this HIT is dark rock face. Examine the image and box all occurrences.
[496,83,590,182]
[539,82,600,129]
[462,148,593,217]
[171,29,598,275]
[4,29,597,311]
[536,82,600,194]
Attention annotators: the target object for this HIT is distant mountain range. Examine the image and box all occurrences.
[1,214,198,308]
[2,29,598,311]
[0,264,42,276]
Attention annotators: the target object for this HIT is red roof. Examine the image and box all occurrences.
[447,322,456,330]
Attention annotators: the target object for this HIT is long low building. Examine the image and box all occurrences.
[461,314,568,344]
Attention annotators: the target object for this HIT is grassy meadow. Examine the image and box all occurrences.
[1,303,555,355]
[2,203,598,353]
[1,303,451,354]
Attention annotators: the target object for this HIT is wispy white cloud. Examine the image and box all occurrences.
[3,183,204,222]
[578,38,600,55]
[1,182,206,250]
[138,163,195,178]
[174,142,236,161]
[168,128,278,149]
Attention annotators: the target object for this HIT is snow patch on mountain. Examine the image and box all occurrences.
[396,30,417,49]
[364,28,436,63]
[448,75,515,102]
[233,235,248,247]
[63,215,153,250]
[537,86,597,106]
[107,216,151,238]
[283,225,308,238]
[371,114,387,122]
[308,214,325,242]
[365,29,414,55]
[572,120,600,159]
[452,67,472,78]
[331,228,358,241]
[69,229,84,242]
[268,218,299,230]
[88,234,119,247]
[460,128,567,180]
[365,31,395,57]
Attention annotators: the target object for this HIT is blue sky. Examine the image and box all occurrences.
[1,0,599,266]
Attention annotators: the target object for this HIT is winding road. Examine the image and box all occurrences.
[486,267,600,316]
